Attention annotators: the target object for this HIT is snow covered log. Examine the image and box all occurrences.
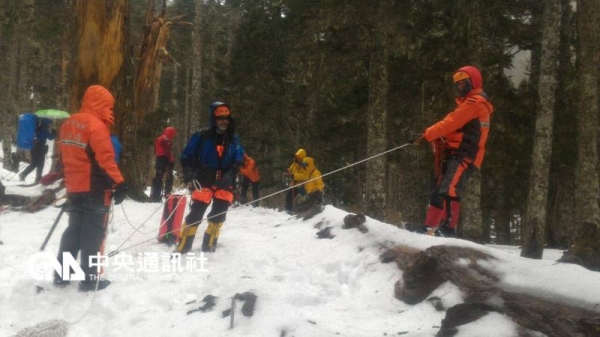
[384,245,600,337]
[0,189,58,212]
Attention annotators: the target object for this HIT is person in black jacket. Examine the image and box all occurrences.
[176,102,244,253]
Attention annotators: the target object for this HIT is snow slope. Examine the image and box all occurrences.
[1,147,600,337]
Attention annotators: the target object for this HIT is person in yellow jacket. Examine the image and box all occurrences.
[294,157,324,215]
[284,148,309,213]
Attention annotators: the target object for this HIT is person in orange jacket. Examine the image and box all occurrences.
[284,148,309,214]
[54,85,127,291]
[150,126,176,201]
[411,65,494,237]
[239,152,260,206]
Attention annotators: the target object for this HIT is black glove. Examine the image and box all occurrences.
[113,183,128,205]
[215,171,234,190]
[183,168,195,184]
[407,133,424,145]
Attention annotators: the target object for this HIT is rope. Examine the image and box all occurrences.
[108,142,411,257]
[15,143,412,336]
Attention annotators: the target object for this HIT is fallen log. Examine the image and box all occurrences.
[383,245,600,337]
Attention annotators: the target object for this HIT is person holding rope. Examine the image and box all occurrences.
[54,85,128,291]
[293,157,324,217]
[177,101,244,254]
[410,65,494,237]
[283,148,309,214]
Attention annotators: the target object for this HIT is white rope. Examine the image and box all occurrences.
[108,142,411,257]
[15,143,412,336]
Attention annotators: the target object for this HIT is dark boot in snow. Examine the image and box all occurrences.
[78,279,111,292]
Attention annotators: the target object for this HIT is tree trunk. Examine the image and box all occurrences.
[365,2,390,221]
[460,172,483,242]
[69,0,129,112]
[0,0,35,171]
[567,0,600,266]
[384,245,600,337]
[120,0,181,199]
[521,0,561,259]
[190,0,203,131]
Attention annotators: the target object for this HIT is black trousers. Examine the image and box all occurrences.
[294,190,323,214]
[21,144,48,181]
[186,197,231,226]
[150,156,174,201]
[285,185,305,212]
[56,192,110,282]
[240,176,260,206]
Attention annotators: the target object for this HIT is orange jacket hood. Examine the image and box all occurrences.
[79,85,115,127]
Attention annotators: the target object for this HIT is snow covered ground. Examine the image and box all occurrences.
[2,144,600,337]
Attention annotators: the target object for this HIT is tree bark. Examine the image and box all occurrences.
[365,2,390,221]
[120,0,183,199]
[573,0,600,237]
[190,0,203,131]
[69,0,129,112]
[460,172,483,242]
[0,0,35,171]
[521,0,561,259]
[385,245,600,337]
[566,0,600,268]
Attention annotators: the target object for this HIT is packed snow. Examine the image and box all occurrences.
[1,143,600,337]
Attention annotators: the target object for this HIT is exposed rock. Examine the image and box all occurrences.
[343,213,369,233]
[316,227,335,239]
[234,291,257,317]
[187,295,217,314]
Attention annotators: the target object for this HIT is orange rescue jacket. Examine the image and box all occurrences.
[423,88,494,168]
[60,86,124,193]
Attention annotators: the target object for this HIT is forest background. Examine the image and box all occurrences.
[0,0,599,260]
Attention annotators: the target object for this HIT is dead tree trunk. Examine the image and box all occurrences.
[119,0,188,199]
[383,245,600,337]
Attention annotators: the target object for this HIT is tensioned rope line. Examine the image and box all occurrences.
[108,142,412,257]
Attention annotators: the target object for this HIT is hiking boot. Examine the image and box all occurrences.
[421,226,443,237]
[53,277,70,288]
[19,173,25,182]
[439,226,456,238]
[78,279,111,292]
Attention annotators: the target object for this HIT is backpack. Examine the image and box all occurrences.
[16,113,38,150]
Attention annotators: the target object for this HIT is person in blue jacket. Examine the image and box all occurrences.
[20,118,55,183]
[176,101,244,253]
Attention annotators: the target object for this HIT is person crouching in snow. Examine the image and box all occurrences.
[177,102,244,253]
